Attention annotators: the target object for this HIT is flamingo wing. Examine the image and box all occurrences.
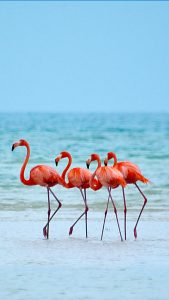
[116,162,148,184]
[30,165,60,186]
[68,168,91,188]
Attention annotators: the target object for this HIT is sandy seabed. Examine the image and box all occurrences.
[0,209,169,300]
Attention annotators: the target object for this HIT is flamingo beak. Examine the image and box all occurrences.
[104,160,108,166]
[55,154,62,166]
[12,144,15,151]
[86,159,91,169]
[86,162,90,169]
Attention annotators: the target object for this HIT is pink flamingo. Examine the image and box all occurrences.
[55,151,101,238]
[86,153,126,241]
[104,152,149,239]
[12,139,64,239]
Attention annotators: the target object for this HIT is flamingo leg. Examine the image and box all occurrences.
[43,187,62,238]
[108,188,123,242]
[46,187,50,239]
[69,189,89,237]
[122,187,127,240]
[133,183,147,239]
[83,189,88,238]
[101,195,110,241]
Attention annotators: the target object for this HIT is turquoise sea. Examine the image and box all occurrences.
[0,113,169,299]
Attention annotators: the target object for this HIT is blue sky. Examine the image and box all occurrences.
[0,1,168,113]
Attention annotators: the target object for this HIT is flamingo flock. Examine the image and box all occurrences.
[12,139,149,241]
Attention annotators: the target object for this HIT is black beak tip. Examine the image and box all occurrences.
[86,163,90,169]
[12,145,15,151]
[104,162,107,166]
[55,161,58,166]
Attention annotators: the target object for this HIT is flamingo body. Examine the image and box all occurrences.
[30,165,61,187]
[95,165,126,188]
[67,167,92,189]
[114,161,149,184]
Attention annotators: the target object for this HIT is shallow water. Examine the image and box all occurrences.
[0,211,169,300]
[0,113,169,299]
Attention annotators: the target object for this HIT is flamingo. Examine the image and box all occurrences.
[12,139,64,239]
[55,151,101,238]
[86,153,126,241]
[104,152,149,239]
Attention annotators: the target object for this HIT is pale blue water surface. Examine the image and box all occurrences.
[0,113,169,299]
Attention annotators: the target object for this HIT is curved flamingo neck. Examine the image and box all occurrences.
[61,152,72,182]
[109,152,117,166]
[94,154,101,168]
[20,142,33,186]
[90,155,102,190]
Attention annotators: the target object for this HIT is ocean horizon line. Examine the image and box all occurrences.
[0,111,168,115]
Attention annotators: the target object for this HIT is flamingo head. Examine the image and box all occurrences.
[106,152,117,165]
[86,158,91,169]
[90,153,100,161]
[104,152,114,166]
[108,152,116,159]
[12,139,28,151]
[55,154,62,166]
[86,153,100,168]
[55,151,71,166]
